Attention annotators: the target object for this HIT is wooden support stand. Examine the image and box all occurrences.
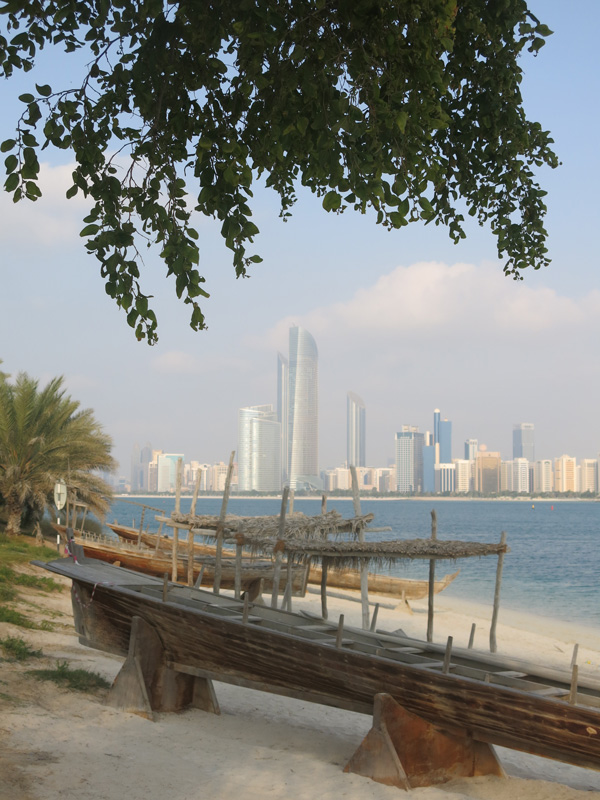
[106,616,220,720]
[344,693,505,790]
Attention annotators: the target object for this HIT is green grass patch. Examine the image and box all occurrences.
[0,635,42,661]
[0,583,16,602]
[28,660,110,692]
[0,534,60,566]
[0,605,36,628]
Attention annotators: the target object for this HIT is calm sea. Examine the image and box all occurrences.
[107,497,599,629]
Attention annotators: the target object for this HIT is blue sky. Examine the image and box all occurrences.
[1,1,599,477]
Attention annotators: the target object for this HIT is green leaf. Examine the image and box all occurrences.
[80,224,100,237]
[66,185,78,199]
[1,139,16,153]
[4,154,18,173]
[35,84,52,97]
[395,112,408,134]
[322,191,341,211]
[18,93,35,104]
[4,173,19,192]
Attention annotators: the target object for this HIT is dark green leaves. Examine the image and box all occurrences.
[1,0,557,342]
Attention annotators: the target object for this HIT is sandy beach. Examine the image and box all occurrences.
[1,564,599,800]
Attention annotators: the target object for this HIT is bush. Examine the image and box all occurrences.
[0,635,42,661]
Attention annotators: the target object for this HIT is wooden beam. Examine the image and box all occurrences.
[427,509,437,643]
[350,465,370,630]
[489,531,507,653]
[213,450,235,595]
[175,457,183,515]
[190,467,202,517]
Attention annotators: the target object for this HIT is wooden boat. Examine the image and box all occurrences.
[108,522,459,601]
[52,526,304,595]
[35,553,600,784]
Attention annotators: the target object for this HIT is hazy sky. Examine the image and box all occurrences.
[1,2,599,478]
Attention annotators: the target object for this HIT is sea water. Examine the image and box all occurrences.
[107,497,599,630]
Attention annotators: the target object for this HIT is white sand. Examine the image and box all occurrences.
[1,570,599,800]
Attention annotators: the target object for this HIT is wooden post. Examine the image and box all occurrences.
[336,614,345,648]
[289,489,294,514]
[175,457,183,515]
[171,528,179,583]
[426,509,437,643]
[442,636,453,674]
[187,528,194,587]
[190,468,202,517]
[320,558,329,620]
[571,644,579,668]
[242,594,250,624]
[154,521,164,552]
[351,465,370,630]
[321,493,327,514]
[570,664,578,705]
[271,487,289,609]
[271,546,283,609]
[234,541,243,600]
[489,531,507,653]
[284,556,293,612]
[468,623,476,649]
[194,562,205,589]
[213,450,235,595]
[369,603,380,632]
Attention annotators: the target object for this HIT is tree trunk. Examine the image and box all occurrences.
[5,500,22,536]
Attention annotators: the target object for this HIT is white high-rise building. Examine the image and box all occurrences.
[512,458,530,493]
[464,439,478,461]
[288,326,321,490]
[453,459,471,493]
[156,453,184,492]
[533,459,553,493]
[347,391,366,467]
[580,459,598,494]
[513,423,535,462]
[395,426,424,493]
[554,455,578,493]
[238,404,281,492]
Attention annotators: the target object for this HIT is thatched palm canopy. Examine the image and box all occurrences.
[224,536,509,570]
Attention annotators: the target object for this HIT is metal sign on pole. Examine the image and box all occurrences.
[53,481,67,553]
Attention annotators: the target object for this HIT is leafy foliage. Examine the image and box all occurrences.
[0,604,35,627]
[0,373,116,534]
[0,0,557,343]
[28,660,111,692]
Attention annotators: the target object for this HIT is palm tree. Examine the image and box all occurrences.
[0,372,116,535]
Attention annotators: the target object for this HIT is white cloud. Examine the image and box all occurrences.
[0,161,88,247]
[264,261,599,348]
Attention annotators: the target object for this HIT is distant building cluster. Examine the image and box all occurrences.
[123,329,600,497]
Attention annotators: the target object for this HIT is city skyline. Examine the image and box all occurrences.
[1,3,599,477]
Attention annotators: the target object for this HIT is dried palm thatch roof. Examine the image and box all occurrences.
[170,509,374,540]
[225,537,509,570]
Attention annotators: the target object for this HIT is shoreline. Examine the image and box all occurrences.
[115,494,598,503]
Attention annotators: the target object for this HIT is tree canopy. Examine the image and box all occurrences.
[1,0,558,343]
[0,372,115,535]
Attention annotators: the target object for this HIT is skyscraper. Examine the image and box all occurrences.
[156,453,184,492]
[395,426,424,493]
[513,423,535,462]
[277,353,288,484]
[464,439,478,461]
[238,404,281,492]
[432,408,452,464]
[347,391,366,467]
[287,326,321,490]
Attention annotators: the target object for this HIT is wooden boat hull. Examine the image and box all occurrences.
[108,523,459,600]
[37,556,600,773]
[54,527,303,593]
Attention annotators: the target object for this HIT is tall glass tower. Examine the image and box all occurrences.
[277,353,289,484]
[347,391,366,467]
[288,326,321,490]
[513,423,535,462]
